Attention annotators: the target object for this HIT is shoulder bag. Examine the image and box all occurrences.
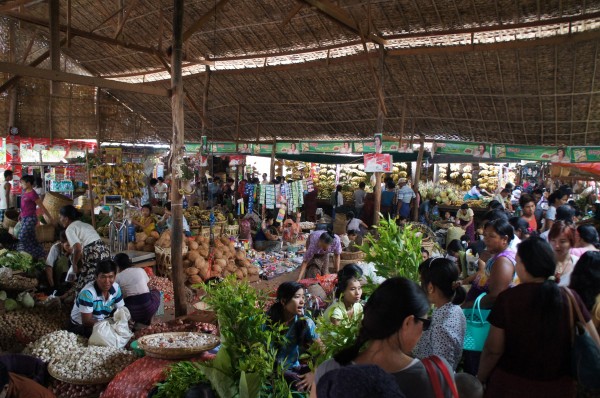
[422,355,459,398]
[563,287,600,392]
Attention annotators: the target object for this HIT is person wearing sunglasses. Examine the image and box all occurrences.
[413,257,467,371]
[313,277,458,398]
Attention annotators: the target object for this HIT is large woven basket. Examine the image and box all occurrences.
[155,245,189,277]
[47,360,114,385]
[224,224,239,237]
[137,332,220,359]
[43,192,72,224]
[36,224,56,242]
[2,209,19,229]
[340,251,366,261]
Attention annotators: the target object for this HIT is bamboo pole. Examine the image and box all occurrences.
[270,139,276,182]
[85,149,96,229]
[412,137,425,222]
[170,0,186,317]
[373,45,385,226]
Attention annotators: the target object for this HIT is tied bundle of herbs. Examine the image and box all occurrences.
[357,216,423,293]
[193,277,294,398]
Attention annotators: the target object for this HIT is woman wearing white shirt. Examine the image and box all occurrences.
[114,253,160,325]
[59,205,111,292]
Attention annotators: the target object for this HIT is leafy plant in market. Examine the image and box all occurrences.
[357,216,423,286]
[0,249,45,275]
[192,277,294,398]
[155,361,212,398]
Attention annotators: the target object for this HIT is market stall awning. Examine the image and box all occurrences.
[257,152,428,164]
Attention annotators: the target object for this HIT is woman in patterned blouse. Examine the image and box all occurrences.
[413,257,467,370]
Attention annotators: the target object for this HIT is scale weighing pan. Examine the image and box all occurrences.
[117,250,156,263]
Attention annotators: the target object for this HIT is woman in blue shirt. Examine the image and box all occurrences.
[267,281,318,392]
[380,181,396,219]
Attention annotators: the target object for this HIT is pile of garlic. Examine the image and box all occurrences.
[25,331,136,382]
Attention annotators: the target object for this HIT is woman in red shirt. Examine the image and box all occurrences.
[17,175,54,259]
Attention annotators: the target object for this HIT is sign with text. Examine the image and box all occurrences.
[364,153,392,172]
[434,141,492,159]
[570,147,600,163]
[494,145,570,163]
[355,140,400,153]
[301,141,353,154]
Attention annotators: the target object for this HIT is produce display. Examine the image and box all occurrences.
[183,206,227,228]
[299,221,316,230]
[1,308,69,350]
[134,318,217,340]
[477,164,499,191]
[183,236,259,284]
[0,272,38,290]
[147,275,197,311]
[49,380,106,398]
[0,249,45,274]
[26,330,136,383]
[139,332,219,349]
[127,231,160,252]
[155,229,188,251]
[91,163,147,200]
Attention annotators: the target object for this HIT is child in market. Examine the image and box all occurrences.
[132,204,156,236]
[324,264,364,325]
[44,231,73,295]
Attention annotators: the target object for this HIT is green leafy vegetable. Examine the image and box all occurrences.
[0,250,43,275]
[155,361,211,398]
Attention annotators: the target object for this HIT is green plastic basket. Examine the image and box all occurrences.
[463,293,491,352]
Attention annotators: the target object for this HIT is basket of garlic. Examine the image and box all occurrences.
[137,331,220,359]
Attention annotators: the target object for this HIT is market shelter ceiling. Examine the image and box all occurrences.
[1,0,600,145]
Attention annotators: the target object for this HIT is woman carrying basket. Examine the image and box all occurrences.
[59,205,110,292]
[17,175,54,259]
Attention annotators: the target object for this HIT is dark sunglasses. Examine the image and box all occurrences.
[416,317,431,331]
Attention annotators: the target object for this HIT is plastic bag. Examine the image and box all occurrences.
[89,307,133,349]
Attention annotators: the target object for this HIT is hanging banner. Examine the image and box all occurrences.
[0,139,5,165]
[301,141,353,154]
[275,142,301,154]
[5,135,19,164]
[354,140,399,153]
[253,143,273,155]
[229,155,246,166]
[570,146,600,163]
[184,143,203,154]
[364,153,392,172]
[210,142,238,153]
[494,145,570,162]
[103,147,122,164]
[434,141,492,159]
[237,143,253,154]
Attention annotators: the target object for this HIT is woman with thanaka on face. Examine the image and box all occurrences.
[324,264,364,325]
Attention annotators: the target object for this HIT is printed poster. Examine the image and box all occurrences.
[434,141,491,159]
[364,153,392,172]
[494,145,570,163]
[301,141,353,154]
[253,143,273,155]
[570,147,600,163]
[275,142,301,154]
[356,140,399,153]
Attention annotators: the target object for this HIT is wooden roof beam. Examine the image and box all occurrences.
[298,0,387,46]
[182,0,230,42]
[0,0,41,13]
[113,0,140,40]
[2,11,160,56]
[0,61,170,96]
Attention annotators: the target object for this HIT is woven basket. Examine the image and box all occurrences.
[137,332,220,360]
[224,225,239,237]
[340,251,366,261]
[2,209,18,229]
[43,192,73,224]
[47,360,114,385]
[201,226,211,239]
[155,245,189,277]
[36,224,56,242]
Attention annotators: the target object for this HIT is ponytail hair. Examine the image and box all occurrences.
[576,224,600,249]
[334,277,429,365]
[517,237,562,341]
[334,264,363,299]
[419,257,466,305]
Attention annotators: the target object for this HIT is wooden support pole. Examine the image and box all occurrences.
[412,137,425,222]
[86,149,96,229]
[7,22,16,131]
[270,140,276,181]
[234,103,241,196]
[372,45,385,226]
[66,0,71,47]
[170,0,186,318]
[48,0,60,142]
[201,65,210,134]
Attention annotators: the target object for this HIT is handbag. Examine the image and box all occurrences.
[462,293,491,351]
[422,356,459,398]
[563,287,600,391]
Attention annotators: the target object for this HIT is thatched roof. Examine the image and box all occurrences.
[1,0,600,145]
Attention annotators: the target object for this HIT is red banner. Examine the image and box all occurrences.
[364,153,392,172]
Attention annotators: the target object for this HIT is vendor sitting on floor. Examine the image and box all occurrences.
[267,282,319,392]
[132,204,156,236]
[69,259,124,338]
[297,229,342,281]
[254,212,282,253]
[0,361,55,398]
[281,213,301,243]
[324,264,364,325]
[114,253,160,326]
[44,231,72,295]
[157,202,191,237]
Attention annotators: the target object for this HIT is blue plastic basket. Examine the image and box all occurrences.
[463,293,491,352]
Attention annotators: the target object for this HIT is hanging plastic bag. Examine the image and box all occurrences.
[89,307,133,349]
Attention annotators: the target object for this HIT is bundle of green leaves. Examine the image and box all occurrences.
[0,249,44,275]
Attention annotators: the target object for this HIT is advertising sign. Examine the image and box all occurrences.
[364,153,392,172]
[301,141,353,154]
[570,147,600,163]
[494,145,570,162]
[435,141,492,159]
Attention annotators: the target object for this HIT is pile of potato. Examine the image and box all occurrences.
[183,236,259,284]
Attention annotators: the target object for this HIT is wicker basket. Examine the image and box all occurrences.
[36,224,56,242]
[201,226,211,239]
[43,192,73,224]
[155,245,189,277]
[2,209,18,229]
[47,360,114,385]
[137,332,220,360]
[224,224,239,237]
[340,251,366,261]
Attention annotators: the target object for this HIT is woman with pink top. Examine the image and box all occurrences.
[17,175,54,259]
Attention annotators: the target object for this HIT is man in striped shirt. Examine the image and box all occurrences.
[69,259,124,337]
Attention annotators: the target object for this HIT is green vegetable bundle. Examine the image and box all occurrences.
[0,249,44,275]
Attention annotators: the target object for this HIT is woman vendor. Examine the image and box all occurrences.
[17,175,54,259]
[324,264,363,325]
[132,204,156,236]
[114,253,160,325]
[59,205,111,292]
[254,213,282,253]
[282,213,301,243]
[267,281,318,392]
[457,203,475,242]
[297,229,341,281]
